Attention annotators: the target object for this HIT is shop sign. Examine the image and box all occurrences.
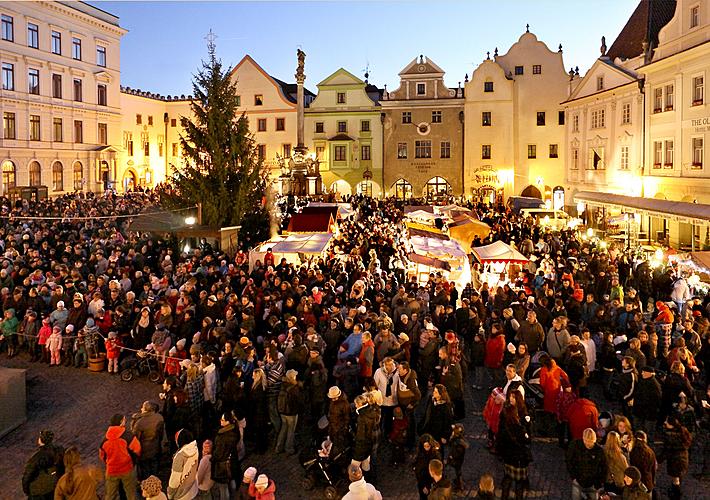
[410,161,435,174]
[685,116,710,133]
[472,166,502,187]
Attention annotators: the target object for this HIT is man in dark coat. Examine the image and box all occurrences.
[352,394,377,472]
[629,431,657,495]
[566,428,607,499]
[327,386,350,456]
[516,310,545,354]
[22,430,64,500]
[131,401,165,480]
[633,366,662,440]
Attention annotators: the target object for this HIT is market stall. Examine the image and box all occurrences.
[447,215,491,253]
[249,233,333,271]
[408,234,471,289]
[472,240,529,289]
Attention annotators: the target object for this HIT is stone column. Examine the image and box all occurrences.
[295,49,306,152]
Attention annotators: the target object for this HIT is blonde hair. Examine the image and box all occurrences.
[478,473,495,493]
[671,360,685,375]
[252,368,267,391]
[604,431,627,464]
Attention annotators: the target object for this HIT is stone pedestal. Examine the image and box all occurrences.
[307,176,319,195]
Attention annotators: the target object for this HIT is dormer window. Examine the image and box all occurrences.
[416,83,426,95]
[484,81,494,92]
[596,76,604,91]
[337,92,346,104]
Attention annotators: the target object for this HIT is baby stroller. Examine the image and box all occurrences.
[120,347,162,383]
[301,438,350,500]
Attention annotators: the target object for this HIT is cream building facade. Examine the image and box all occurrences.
[465,30,569,206]
[0,1,126,195]
[304,68,382,196]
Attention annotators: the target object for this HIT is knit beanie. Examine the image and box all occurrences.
[140,475,163,497]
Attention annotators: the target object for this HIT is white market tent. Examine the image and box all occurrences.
[249,233,333,270]
[407,210,442,225]
[408,235,471,289]
[472,240,529,263]
[306,202,354,219]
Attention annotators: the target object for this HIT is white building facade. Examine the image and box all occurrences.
[465,30,569,206]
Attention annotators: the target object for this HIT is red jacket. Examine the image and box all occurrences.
[567,398,599,440]
[539,360,569,413]
[164,349,187,376]
[105,338,122,360]
[359,339,375,378]
[484,333,506,369]
[99,425,141,476]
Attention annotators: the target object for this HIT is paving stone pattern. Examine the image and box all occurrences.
[0,357,707,499]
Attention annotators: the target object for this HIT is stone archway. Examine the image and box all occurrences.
[122,168,138,192]
[520,185,542,199]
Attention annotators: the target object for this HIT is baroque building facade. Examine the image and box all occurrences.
[465,29,569,206]
[380,56,465,200]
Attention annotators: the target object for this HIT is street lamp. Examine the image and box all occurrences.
[184,216,196,226]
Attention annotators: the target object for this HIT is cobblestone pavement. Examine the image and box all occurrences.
[1,356,708,499]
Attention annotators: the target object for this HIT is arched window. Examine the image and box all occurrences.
[29,161,41,187]
[424,176,451,199]
[52,161,64,191]
[356,180,372,197]
[73,161,83,191]
[392,179,412,200]
[520,185,542,199]
[2,160,16,193]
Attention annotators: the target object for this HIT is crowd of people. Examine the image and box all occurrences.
[7,191,710,499]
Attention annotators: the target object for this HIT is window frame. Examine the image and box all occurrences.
[337,121,347,133]
[72,161,83,190]
[571,147,579,170]
[482,111,491,127]
[53,117,62,142]
[96,45,106,67]
[397,142,408,159]
[532,64,542,75]
[692,136,704,169]
[402,111,411,124]
[28,161,41,187]
[2,62,14,91]
[514,66,524,75]
[275,117,285,131]
[431,110,442,123]
[527,144,537,159]
[692,75,704,105]
[52,73,62,99]
[620,145,629,170]
[315,121,324,133]
[98,122,107,145]
[52,161,63,191]
[254,94,263,106]
[360,120,370,132]
[664,139,674,168]
[416,82,426,95]
[97,83,107,106]
[29,114,40,141]
[73,78,82,102]
[257,118,266,132]
[73,119,83,143]
[440,141,450,159]
[3,112,15,139]
[27,22,38,49]
[333,144,347,162]
[414,140,432,159]
[71,37,81,60]
[484,81,494,92]
[536,111,546,126]
[481,144,491,160]
[549,144,559,158]
[51,30,61,55]
[361,144,371,161]
[621,102,631,124]
[1,15,13,42]
[336,92,346,104]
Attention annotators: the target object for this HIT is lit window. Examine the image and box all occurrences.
[98,123,107,145]
[664,140,674,167]
[28,161,41,186]
[653,141,662,167]
[397,143,407,159]
[482,111,491,126]
[620,146,629,170]
[665,84,674,110]
[654,87,663,112]
[527,145,536,159]
[53,118,62,142]
[52,162,63,191]
[254,94,263,106]
[29,115,40,141]
[571,148,579,170]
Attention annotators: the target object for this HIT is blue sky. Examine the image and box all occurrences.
[98,0,641,96]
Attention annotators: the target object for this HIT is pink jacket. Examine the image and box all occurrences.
[47,332,62,352]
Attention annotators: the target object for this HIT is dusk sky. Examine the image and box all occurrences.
[98,0,641,96]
